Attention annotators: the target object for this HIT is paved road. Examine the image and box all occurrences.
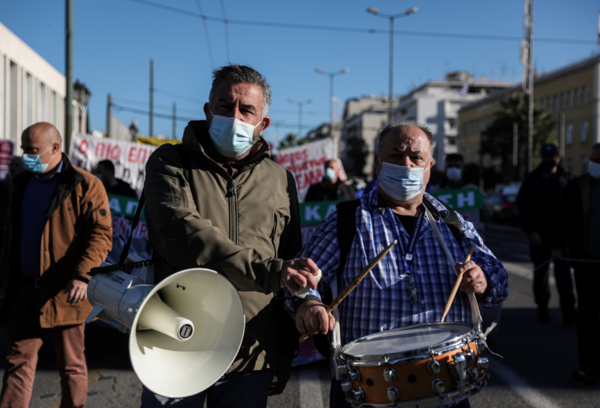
[2,228,599,407]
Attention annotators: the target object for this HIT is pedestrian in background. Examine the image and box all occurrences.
[0,156,25,249]
[305,158,355,202]
[93,159,138,198]
[0,122,112,408]
[552,142,600,384]
[517,143,576,325]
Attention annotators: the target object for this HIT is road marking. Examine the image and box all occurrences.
[503,261,557,285]
[492,359,561,408]
[299,366,324,408]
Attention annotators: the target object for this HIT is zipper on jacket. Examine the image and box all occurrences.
[227,179,238,245]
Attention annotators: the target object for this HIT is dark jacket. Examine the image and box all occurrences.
[305,179,355,202]
[0,154,112,327]
[517,165,572,237]
[144,121,302,373]
[105,179,138,198]
[552,174,598,263]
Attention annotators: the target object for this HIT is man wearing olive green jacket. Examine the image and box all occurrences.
[141,64,320,408]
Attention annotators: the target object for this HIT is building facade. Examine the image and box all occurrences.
[393,71,514,168]
[458,54,600,177]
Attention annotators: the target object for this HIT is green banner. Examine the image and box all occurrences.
[299,200,343,224]
[107,194,144,218]
[429,187,483,210]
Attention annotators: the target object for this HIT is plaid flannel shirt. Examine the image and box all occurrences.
[286,190,509,347]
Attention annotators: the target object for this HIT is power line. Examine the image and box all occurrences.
[219,0,230,61]
[194,0,215,69]
[124,0,597,45]
[112,96,201,114]
[153,88,203,103]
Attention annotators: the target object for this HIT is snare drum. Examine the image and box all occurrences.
[336,322,489,407]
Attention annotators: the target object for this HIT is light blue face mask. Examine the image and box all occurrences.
[208,111,263,159]
[22,146,53,174]
[446,167,462,182]
[378,160,430,202]
[324,167,337,181]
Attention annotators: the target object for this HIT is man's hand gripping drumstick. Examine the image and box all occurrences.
[296,240,397,342]
[440,244,487,323]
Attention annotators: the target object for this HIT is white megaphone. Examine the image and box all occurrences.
[86,255,245,398]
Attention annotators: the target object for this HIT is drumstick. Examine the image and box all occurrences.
[299,240,397,343]
[440,244,476,323]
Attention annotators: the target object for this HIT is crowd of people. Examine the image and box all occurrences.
[0,63,596,408]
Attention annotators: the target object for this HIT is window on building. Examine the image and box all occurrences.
[26,73,33,126]
[40,84,46,122]
[469,146,474,163]
[51,91,57,126]
[568,90,573,107]
[560,92,566,109]
[447,136,457,146]
[581,156,588,175]
[447,118,456,129]
[547,96,552,111]
[554,95,559,111]
[583,86,589,103]
[575,88,580,104]
[581,121,588,142]
[566,123,573,144]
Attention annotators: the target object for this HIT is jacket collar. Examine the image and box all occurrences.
[366,189,448,219]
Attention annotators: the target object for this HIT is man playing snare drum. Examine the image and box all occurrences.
[288,122,509,408]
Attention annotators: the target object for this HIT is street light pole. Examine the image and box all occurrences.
[315,67,349,137]
[65,0,73,152]
[367,6,418,124]
[287,98,313,138]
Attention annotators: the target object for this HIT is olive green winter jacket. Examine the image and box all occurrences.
[144,121,302,373]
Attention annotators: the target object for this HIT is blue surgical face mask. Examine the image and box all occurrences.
[22,146,53,174]
[446,167,462,182]
[378,160,431,202]
[589,161,600,179]
[208,111,263,159]
[324,168,337,181]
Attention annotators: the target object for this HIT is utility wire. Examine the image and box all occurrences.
[219,0,230,61]
[125,0,597,45]
[153,88,203,103]
[112,96,201,114]
[194,0,215,69]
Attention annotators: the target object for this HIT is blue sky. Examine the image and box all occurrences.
[1,0,599,144]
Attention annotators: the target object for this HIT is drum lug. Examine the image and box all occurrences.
[427,357,441,374]
[449,351,467,381]
[431,379,445,396]
[476,339,486,354]
[383,366,397,382]
[468,367,479,382]
[349,369,361,383]
[352,387,364,402]
[341,381,353,393]
[464,345,475,362]
[387,386,401,403]
[478,357,489,370]
[337,364,349,378]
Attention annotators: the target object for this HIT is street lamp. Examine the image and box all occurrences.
[73,79,91,134]
[367,6,418,124]
[315,67,349,138]
[287,98,313,138]
[271,118,288,151]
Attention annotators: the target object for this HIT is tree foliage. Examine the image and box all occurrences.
[481,92,556,179]
[278,133,309,150]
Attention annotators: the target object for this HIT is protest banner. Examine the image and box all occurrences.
[429,187,486,233]
[274,138,337,202]
[70,133,158,196]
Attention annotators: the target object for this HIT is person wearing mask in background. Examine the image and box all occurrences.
[551,143,600,384]
[305,158,355,202]
[93,159,138,198]
[0,122,112,408]
[142,64,318,408]
[517,143,576,325]
[0,157,25,248]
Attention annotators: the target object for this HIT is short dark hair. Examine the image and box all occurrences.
[209,64,272,116]
[377,121,434,154]
[97,159,115,176]
[445,153,464,163]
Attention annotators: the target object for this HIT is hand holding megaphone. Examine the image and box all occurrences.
[279,258,321,294]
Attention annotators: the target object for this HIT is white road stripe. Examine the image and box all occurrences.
[503,261,557,285]
[492,359,561,408]
[299,366,324,408]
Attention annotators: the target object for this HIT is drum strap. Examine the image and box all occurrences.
[423,206,483,330]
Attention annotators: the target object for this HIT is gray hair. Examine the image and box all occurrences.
[209,64,272,116]
[376,121,434,154]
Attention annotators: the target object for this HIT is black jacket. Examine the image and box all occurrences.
[517,165,572,237]
[304,179,355,202]
[552,174,599,263]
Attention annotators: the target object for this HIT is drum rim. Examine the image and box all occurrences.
[340,322,477,363]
